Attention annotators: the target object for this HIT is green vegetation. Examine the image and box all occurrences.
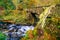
[0,0,16,10]
[0,32,7,40]
[0,0,60,40]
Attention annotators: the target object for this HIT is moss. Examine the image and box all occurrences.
[0,32,7,40]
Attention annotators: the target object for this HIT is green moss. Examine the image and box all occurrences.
[0,32,7,40]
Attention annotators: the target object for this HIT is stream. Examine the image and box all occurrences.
[0,23,34,40]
